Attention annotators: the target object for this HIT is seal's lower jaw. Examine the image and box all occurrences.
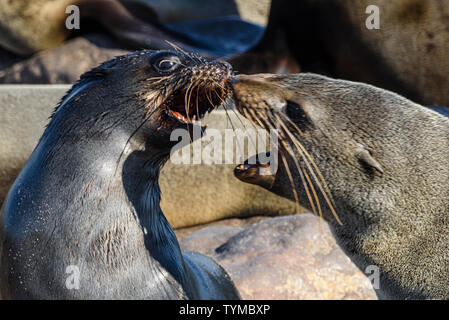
[234,152,276,191]
[234,162,276,190]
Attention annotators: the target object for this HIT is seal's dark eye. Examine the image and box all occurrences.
[285,100,305,121]
[152,54,181,73]
[158,59,175,70]
[285,100,314,128]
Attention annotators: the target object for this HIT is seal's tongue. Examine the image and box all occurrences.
[169,110,190,123]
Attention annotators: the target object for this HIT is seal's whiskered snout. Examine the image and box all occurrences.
[166,62,232,124]
[144,50,233,126]
[231,73,341,225]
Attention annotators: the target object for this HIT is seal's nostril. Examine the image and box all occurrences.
[220,61,232,71]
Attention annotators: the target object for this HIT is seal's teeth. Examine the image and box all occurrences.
[169,110,189,123]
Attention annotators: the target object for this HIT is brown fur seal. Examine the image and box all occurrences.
[0,0,207,56]
[0,49,240,299]
[229,0,449,106]
[231,73,449,299]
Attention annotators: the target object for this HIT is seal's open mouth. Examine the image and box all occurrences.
[164,86,225,124]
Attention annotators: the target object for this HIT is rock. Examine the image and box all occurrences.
[0,0,243,56]
[175,216,268,242]
[179,214,378,300]
[0,85,66,206]
[0,34,129,84]
[179,225,244,257]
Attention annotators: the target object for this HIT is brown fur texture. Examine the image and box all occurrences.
[232,73,449,299]
[231,0,449,106]
[0,0,75,55]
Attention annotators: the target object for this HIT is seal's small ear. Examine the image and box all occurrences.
[80,65,113,80]
[80,69,110,79]
[80,58,122,80]
[355,144,384,174]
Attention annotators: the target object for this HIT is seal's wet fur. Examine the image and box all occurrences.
[0,50,239,299]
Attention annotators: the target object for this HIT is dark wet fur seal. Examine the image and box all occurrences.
[230,0,449,106]
[0,49,240,299]
[231,73,449,299]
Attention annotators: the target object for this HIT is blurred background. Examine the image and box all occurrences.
[0,0,447,107]
[0,0,269,83]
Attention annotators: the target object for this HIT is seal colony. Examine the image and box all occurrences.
[0,0,205,56]
[230,0,449,106]
[231,73,449,299]
[0,49,240,299]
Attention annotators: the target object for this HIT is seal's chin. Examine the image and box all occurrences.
[163,87,222,125]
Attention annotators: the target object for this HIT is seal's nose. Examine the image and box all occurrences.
[210,60,233,75]
[219,60,232,72]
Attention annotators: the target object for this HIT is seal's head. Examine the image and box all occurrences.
[230,73,342,222]
[230,73,422,224]
[231,71,449,226]
[49,49,232,156]
[230,73,449,300]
